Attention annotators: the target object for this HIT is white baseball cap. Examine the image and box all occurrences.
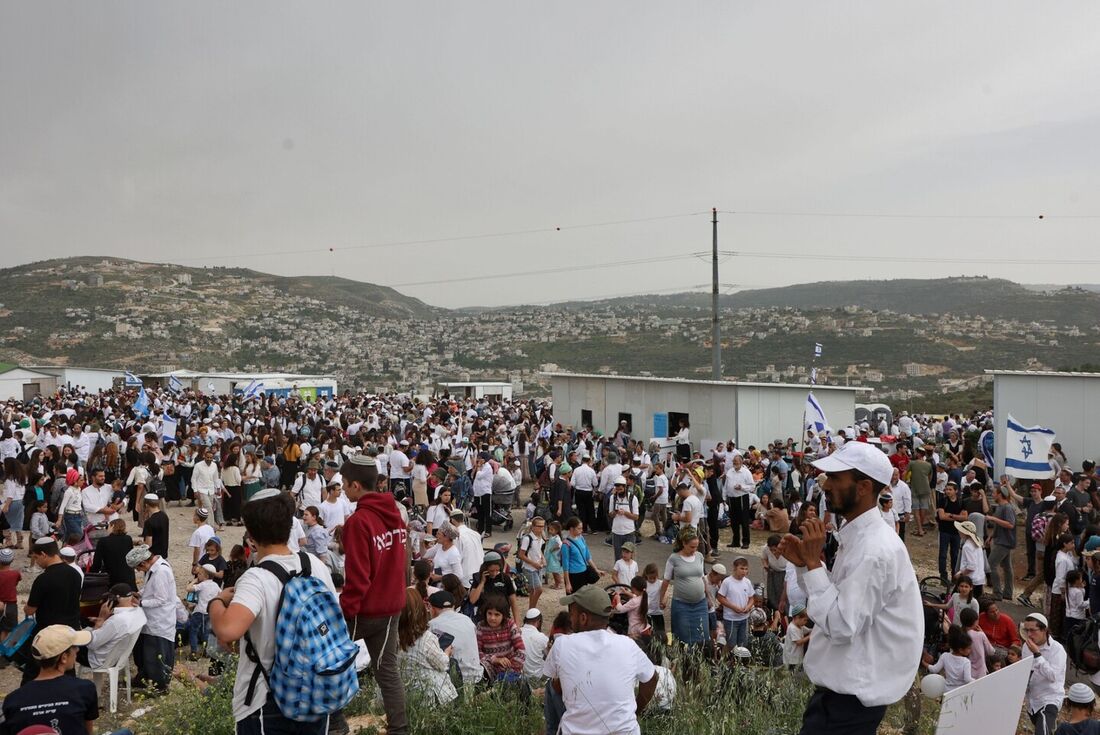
[811,441,893,487]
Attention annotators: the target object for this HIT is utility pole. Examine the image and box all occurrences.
[711,207,721,380]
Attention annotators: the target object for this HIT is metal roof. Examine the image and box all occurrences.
[985,370,1100,379]
[542,371,869,392]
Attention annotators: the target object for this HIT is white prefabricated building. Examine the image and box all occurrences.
[988,370,1100,478]
[546,372,863,451]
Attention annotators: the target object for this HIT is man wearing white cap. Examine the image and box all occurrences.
[520,608,549,683]
[1022,611,1067,735]
[778,441,922,735]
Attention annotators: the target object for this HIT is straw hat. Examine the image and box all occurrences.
[954,520,981,546]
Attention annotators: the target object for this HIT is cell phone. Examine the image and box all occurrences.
[437,632,455,650]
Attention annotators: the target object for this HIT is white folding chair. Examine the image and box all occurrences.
[78,627,143,713]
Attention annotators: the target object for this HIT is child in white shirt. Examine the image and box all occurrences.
[782,605,811,668]
[1065,569,1089,632]
[614,544,639,587]
[187,564,221,657]
[878,494,898,534]
[926,625,974,692]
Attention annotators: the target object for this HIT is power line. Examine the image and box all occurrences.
[719,209,1100,220]
[732,250,1100,265]
[391,252,708,288]
[171,210,709,264]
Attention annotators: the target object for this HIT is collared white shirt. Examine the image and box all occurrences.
[82,483,118,525]
[796,506,923,707]
[570,464,598,491]
[1026,637,1067,713]
[722,466,755,499]
[890,480,912,516]
[140,557,179,642]
[88,605,148,669]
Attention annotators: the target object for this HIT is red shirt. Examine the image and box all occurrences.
[889,453,910,477]
[978,611,1020,649]
[0,568,21,603]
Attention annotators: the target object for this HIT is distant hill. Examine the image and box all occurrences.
[568,276,1100,328]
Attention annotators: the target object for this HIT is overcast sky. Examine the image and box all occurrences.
[3,3,1100,308]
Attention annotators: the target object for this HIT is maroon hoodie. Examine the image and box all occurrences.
[341,492,408,619]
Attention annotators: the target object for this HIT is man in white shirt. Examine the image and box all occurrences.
[1022,611,1067,735]
[779,441,922,735]
[80,582,148,669]
[519,608,549,683]
[81,469,121,526]
[888,469,912,540]
[471,453,495,538]
[672,481,703,530]
[191,449,220,521]
[388,441,412,494]
[427,590,481,687]
[291,461,325,510]
[543,585,657,735]
[125,545,178,693]
[608,477,639,561]
[722,454,756,549]
[570,456,599,534]
[450,510,483,588]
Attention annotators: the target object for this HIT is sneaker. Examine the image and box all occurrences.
[704,555,718,564]
[1016,594,1034,608]
[1021,574,1035,581]
[603,537,613,547]
[481,532,491,539]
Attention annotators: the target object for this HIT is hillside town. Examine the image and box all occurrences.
[0,259,1095,403]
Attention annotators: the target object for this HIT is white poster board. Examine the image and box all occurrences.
[935,656,1033,735]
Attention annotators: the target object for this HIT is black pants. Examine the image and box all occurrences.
[727,496,752,547]
[575,490,595,531]
[476,494,492,534]
[898,520,906,541]
[799,688,886,735]
[223,485,242,522]
[1026,534,1037,576]
[706,500,720,550]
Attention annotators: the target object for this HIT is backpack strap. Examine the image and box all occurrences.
[242,554,307,707]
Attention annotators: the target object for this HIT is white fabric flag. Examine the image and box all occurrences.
[1003,414,1055,480]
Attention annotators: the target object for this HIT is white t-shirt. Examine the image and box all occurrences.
[717,575,755,622]
[192,578,220,615]
[425,504,450,531]
[189,523,216,554]
[230,552,335,721]
[680,494,704,529]
[610,493,639,536]
[428,544,464,579]
[319,498,351,530]
[652,475,669,505]
[543,628,656,735]
[613,558,639,587]
[519,533,545,572]
[287,517,306,553]
[783,622,809,666]
[520,624,549,681]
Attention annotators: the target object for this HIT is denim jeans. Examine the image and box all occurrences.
[938,532,960,579]
[189,612,209,653]
[725,618,749,647]
[670,597,710,645]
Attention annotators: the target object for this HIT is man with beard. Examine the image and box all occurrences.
[779,441,922,735]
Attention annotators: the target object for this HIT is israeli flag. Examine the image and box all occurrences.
[168,375,184,394]
[804,392,830,435]
[537,421,552,440]
[1004,414,1056,479]
[240,379,264,401]
[814,343,823,358]
[161,413,178,442]
[124,370,143,387]
[133,386,151,418]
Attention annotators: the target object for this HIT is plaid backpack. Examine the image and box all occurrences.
[244,552,359,722]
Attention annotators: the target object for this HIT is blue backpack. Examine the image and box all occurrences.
[244,552,359,722]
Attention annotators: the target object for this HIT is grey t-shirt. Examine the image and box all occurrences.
[992,503,1017,548]
[663,551,705,604]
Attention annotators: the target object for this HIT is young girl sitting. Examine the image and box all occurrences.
[926,625,974,692]
[223,544,249,588]
[611,576,651,640]
[476,594,526,682]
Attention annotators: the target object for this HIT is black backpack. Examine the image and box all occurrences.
[1066,617,1100,674]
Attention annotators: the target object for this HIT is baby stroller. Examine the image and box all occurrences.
[920,576,949,656]
[71,521,110,572]
[490,473,515,531]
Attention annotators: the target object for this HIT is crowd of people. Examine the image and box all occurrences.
[0,385,1097,734]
